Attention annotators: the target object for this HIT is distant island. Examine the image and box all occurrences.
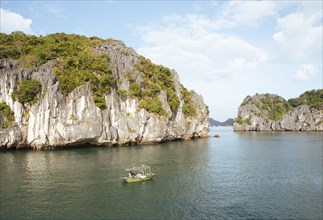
[0,32,209,149]
[233,90,323,131]
[209,118,234,127]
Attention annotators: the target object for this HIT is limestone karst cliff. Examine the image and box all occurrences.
[233,91,323,131]
[0,33,209,149]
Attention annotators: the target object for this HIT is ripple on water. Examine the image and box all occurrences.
[0,132,322,219]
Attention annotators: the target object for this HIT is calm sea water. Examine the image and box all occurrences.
[1,128,322,219]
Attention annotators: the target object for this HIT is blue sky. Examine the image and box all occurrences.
[1,1,322,121]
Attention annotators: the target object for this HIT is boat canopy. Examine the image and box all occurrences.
[125,165,151,175]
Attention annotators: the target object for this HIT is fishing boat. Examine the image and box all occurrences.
[122,165,155,183]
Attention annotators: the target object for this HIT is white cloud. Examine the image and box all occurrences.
[273,11,322,61]
[218,1,276,27]
[272,31,285,42]
[138,14,267,82]
[0,8,34,34]
[294,64,318,80]
[188,1,277,30]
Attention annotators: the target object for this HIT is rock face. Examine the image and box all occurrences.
[233,93,323,131]
[0,40,209,149]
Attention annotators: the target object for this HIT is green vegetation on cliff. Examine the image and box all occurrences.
[180,85,197,117]
[139,97,167,116]
[0,102,15,128]
[288,89,323,110]
[126,56,197,117]
[0,32,113,108]
[260,94,292,121]
[1,32,202,117]
[235,116,251,125]
[134,56,180,117]
[0,32,106,68]
[11,80,42,105]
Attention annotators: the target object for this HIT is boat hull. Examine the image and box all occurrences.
[122,173,155,183]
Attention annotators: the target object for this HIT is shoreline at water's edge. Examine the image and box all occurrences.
[0,135,209,151]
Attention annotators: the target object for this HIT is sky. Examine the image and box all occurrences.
[1,0,322,121]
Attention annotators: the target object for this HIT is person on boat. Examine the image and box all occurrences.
[136,171,146,179]
[129,170,136,178]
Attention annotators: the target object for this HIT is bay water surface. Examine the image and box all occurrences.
[1,127,322,219]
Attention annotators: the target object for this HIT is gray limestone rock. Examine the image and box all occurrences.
[233,93,323,131]
[0,41,209,149]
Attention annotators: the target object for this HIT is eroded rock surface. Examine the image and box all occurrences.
[0,41,209,149]
[233,93,323,131]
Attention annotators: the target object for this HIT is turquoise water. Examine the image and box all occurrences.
[1,128,322,219]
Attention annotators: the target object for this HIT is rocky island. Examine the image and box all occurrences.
[233,90,323,131]
[0,32,209,149]
[209,118,234,127]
